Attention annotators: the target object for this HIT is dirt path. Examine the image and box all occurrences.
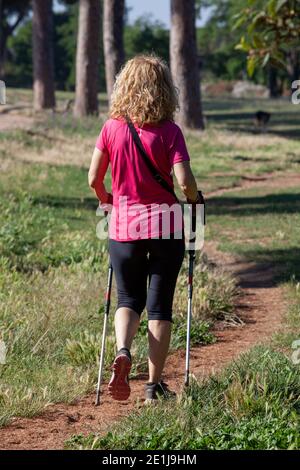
[0,239,286,450]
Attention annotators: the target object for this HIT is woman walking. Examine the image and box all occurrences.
[88,55,199,403]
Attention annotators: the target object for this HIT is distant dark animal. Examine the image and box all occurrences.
[255,110,271,132]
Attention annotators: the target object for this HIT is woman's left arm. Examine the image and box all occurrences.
[88,147,112,204]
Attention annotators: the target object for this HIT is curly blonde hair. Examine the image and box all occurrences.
[110,55,178,125]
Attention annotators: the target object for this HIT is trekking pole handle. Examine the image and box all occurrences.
[187,191,205,221]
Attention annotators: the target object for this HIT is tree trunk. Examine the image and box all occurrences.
[74,0,101,117]
[170,0,204,129]
[286,49,300,82]
[103,0,125,101]
[32,0,55,110]
[0,0,4,77]
[0,33,7,79]
[268,66,280,98]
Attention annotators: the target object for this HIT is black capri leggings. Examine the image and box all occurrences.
[108,237,185,322]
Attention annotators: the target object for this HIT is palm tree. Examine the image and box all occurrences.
[74,0,101,117]
[32,0,55,110]
[170,0,205,129]
[103,0,125,101]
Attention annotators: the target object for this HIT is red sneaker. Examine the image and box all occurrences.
[108,349,132,401]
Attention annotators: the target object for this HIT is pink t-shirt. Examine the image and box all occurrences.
[95,118,190,241]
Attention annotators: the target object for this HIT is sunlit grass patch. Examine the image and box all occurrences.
[0,191,103,272]
[0,260,105,425]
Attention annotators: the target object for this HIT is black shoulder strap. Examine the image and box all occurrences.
[126,118,178,202]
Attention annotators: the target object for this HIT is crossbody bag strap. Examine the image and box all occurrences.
[126,118,179,202]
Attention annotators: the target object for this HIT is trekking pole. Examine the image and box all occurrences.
[185,191,205,387]
[185,204,196,387]
[95,203,113,406]
[95,260,113,406]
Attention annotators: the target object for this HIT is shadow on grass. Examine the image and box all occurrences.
[33,195,98,211]
[234,247,300,284]
[209,192,300,283]
[206,110,300,140]
[203,98,266,112]
[233,155,271,163]
[32,193,300,283]
[225,126,300,140]
[209,192,300,216]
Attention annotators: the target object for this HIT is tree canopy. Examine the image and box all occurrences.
[2,0,298,93]
[234,0,300,75]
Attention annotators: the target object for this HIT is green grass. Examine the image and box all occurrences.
[191,97,300,193]
[58,95,300,451]
[1,91,300,442]
[65,284,300,450]
[207,185,300,283]
[66,343,300,450]
[0,236,233,426]
[0,119,236,425]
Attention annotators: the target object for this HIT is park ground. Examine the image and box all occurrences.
[0,90,300,449]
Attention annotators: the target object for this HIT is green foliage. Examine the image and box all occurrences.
[6,21,33,87]
[6,4,105,92]
[54,7,78,91]
[196,0,248,81]
[124,16,169,63]
[54,4,105,92]
[65,330,115,367]
[0,0,31,61]
[172,318,215,348]
[0,191,104,272]
[6,0,294,90]
[6,11,168,91]
[234,0,300,75]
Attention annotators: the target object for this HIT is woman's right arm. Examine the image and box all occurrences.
[88,147,112,203]
[173,161,199,202]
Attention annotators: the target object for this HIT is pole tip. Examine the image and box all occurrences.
[95,396,100,406]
